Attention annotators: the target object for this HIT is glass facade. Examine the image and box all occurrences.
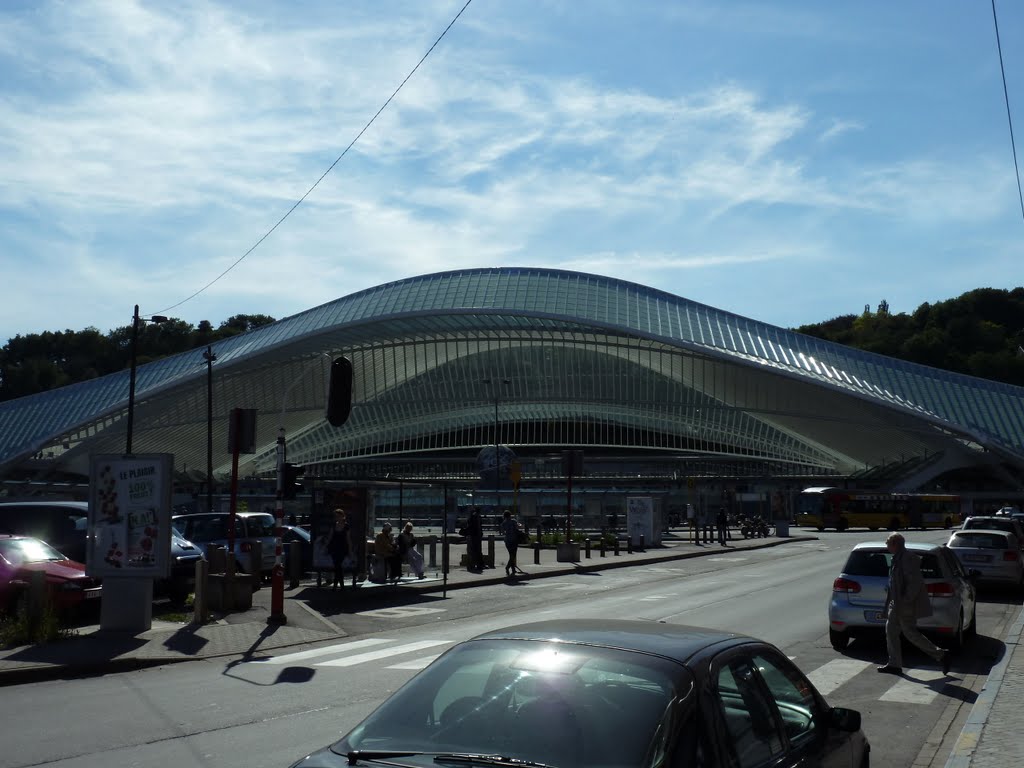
[1,267,1022,483]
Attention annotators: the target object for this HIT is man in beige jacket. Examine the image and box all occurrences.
[878,532,951,675]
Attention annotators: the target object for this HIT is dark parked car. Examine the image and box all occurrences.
[287,620,869,768]
[0,500,88,562]
[281,524,312,572]
[0,534,102,615]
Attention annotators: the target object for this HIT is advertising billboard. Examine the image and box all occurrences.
[87,454,173,579]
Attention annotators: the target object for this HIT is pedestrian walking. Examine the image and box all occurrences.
[877,532,951,675]
[398,521,425,578]
[686,504,696,543]
[326,508,351,590]
[716,506,729,546]
[500,509,525,577]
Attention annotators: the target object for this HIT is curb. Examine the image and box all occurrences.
[943,603,1024,767]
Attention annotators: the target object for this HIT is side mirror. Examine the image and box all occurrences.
[829,707,862,733]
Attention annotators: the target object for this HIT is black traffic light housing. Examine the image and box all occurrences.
[326,356,353,427]
[282,462,305,499]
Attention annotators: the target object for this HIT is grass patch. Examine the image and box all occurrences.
[0,598,77,649]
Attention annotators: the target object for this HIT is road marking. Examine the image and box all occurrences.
[879,670,945,704]
[639,594,675,601]
[806,659,874,696]
[253,638,394,665]
[706,557,748,562]
[319,640,452,667]
[357,606,447,619]
[387,654,443,670]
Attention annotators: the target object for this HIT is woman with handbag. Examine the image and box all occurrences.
[327,508,352,590]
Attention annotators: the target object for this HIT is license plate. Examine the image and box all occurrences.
[963,554,989,562]
[864,610,886,623]
[85,590,102,599]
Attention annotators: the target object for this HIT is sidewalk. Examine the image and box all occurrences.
[0,529,796,684]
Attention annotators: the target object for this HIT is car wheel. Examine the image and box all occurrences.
[829,628,850,651]
[837,518,849,532]
[966,606,978,638]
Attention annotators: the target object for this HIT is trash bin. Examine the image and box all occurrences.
[774,519,790,537]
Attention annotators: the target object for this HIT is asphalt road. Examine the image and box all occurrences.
[1,528,1019,768]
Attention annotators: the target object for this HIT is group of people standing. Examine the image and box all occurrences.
[324,505,527,586]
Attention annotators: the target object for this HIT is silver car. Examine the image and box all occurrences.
[829,541,977,652]
[946,529,1024,592]
[171,512,278,575]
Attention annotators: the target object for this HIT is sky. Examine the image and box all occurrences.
[1,0,1022,344]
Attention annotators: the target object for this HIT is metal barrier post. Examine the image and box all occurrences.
[193,559,209,624]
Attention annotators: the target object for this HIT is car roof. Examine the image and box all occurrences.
[949,528,1014,538]
[471,619,756,664]
[172,511,271,518]
[0,500,87,510]
[850,541,944,553]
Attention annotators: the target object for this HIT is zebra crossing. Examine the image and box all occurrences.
[246,636,953,705]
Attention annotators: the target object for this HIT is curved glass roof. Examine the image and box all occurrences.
[2,267,1022,482]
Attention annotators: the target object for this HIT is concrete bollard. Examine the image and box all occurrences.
[193,559,209,624]
[250,541,262,590]
[288,541,301,589]
[585,538,591,558]
[534,541,541,565]
[614,538,621,556]
[627,536,633,554]
[639,534,645,551]
[208,544,226,574]
[600,539,606,557]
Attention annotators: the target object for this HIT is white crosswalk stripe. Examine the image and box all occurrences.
[387,654,443,670]
[252,637,394,665]
[357,606,447,619]
[805,659,874,696]
[879,670,945,704]
[319,640,452,667]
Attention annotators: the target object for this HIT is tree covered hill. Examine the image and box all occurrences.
[2,288,1023,403]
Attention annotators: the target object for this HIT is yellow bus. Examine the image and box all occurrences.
[795,487,962,532]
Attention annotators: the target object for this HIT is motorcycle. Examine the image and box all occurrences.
[740,515,771,538]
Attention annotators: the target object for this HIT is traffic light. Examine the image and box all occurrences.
[282,462,305,499]
[326,356,353,427]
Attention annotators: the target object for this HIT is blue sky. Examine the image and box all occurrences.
[1,0,1022,343]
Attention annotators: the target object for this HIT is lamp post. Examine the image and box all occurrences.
[126,304,168,455]
[202,346,217,513]
[482,378,510,512]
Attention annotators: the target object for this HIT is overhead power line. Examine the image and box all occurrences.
[991,0,1024,221]
[153,0,475,317]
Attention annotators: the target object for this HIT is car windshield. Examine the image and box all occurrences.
[964,518,1013,532]
[0,537,67,564]
[949,532,1008,550]
[843,549,942,578]
[334,638,690,768]
[245,514,277,537]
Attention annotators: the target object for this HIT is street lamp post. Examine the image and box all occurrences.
[203,346,217,513]
[126,304,168,455]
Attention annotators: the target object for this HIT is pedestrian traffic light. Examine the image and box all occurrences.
[326,356,353,427]
[282,462,305,499]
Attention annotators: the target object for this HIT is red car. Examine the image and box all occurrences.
[0,534,102,614]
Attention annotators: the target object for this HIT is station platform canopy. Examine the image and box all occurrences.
[2,267,1023,490]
